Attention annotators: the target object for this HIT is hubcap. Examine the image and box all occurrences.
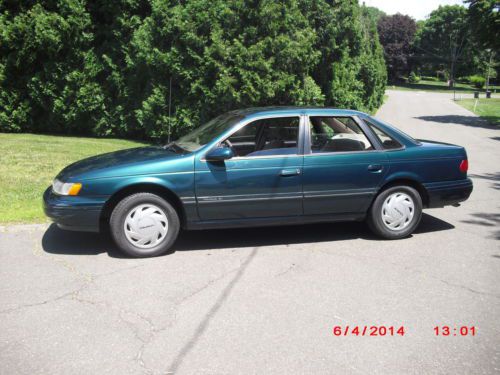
[381,192,415,231]
[124,204,169,249]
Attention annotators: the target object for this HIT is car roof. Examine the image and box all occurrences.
[228,106,366,119]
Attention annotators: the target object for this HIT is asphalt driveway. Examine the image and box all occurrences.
[1,90,499,375]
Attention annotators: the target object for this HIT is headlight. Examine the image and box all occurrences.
[52,179,82,196]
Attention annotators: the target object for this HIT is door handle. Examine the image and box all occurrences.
[367,164,383,172]
[280,168,301,177]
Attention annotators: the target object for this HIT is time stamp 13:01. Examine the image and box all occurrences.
[332,326,477,337]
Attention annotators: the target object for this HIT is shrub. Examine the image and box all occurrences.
[0,0,387,139]
[408,72,421,84]
[421,76,440,82]
[469,75,486,89]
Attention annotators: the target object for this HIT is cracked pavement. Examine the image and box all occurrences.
[1,90,500,374]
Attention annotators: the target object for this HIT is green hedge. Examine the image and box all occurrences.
[469,75,486,89]
[0,0,386,141]
[408,72,421,84]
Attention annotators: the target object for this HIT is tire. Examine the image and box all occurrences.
[109,193,180,257]
[367,185,422,239]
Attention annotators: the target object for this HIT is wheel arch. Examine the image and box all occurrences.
[375,177,429,208]
[99,183,186,232]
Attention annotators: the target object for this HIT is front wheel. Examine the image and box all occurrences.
[367,185,422,239]
[110,193,180,257]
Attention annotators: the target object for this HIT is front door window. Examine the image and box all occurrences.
[226,117,300,157]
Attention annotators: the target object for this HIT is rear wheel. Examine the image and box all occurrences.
[110,193,180,257]
[368,185,422,239]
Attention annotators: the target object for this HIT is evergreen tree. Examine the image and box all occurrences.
[0,0,387,139]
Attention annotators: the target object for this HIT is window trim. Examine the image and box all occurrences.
[201,114,306,161]
[304,115,379,155]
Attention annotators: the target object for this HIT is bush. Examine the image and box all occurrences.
[421,76,440,82]
[408,72,421,84]
[469,75,486,89]
[0,0,387,140]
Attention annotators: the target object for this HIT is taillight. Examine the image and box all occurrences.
[459,159,468,173]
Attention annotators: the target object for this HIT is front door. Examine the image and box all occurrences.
[302,115,388,216]
[195,116,305,221]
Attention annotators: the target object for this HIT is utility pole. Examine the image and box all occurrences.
[451,59,456,101]
[168,76,172,144]
[451,36,456,101]
[485,49,493,94]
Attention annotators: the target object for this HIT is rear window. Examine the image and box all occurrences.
[364,120,402,150]
[365,116,420,146]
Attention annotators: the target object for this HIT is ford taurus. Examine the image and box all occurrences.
[44,108,473,257]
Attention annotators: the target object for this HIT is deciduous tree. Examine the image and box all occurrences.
[413,5,470,84]
[465,0,500,50]
[377,14,417,80]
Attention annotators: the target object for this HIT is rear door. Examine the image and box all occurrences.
[302,115,389,216]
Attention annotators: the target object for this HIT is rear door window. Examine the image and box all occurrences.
[308,116,373,153]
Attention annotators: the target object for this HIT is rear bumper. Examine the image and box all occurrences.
[423,178,473,208]
[43,187,106,232]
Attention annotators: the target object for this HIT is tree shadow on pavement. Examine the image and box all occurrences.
[461,213,500,240]
[415,115,497,129]
[469,172,500,190]
[41,213,454,257]
[464,173,500,239]
[392,83,476,93]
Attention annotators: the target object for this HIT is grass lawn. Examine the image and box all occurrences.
[389,79,500,94]
[455,98,500,126]
[0,133,148,224]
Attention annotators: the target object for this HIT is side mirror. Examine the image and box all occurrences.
[205,146,234,162]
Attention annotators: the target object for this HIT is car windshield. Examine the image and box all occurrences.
[170,113,243,152]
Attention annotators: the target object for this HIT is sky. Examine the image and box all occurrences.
[362,0,465,20]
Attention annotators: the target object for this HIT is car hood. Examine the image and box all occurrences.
[57,146,190,181]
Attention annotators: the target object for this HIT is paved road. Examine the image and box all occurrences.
[1,90,499,375]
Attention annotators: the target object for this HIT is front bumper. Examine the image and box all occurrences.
[43,187,106,232]
[424,178,473,208]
